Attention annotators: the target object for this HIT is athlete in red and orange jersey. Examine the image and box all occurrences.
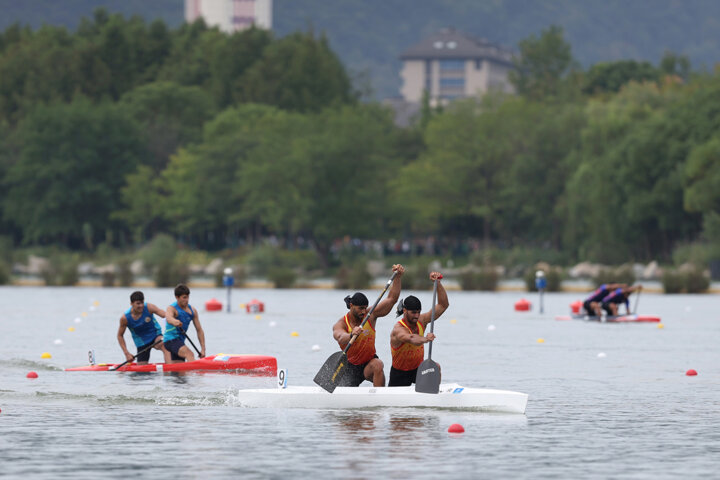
[332,264,405,387]
[389,271,449,387]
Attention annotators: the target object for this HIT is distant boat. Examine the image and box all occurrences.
[65,353,277,375]
[555,313,660,323]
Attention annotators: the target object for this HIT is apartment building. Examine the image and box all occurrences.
[185,0,272,32]
[399,28,515,106]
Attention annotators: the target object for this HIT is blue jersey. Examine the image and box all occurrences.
[164,302,194,342]
[602,288,629,311]
[124,303,162,347]
[584,284,609,303]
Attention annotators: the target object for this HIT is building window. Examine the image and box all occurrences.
[425,60,432,92]
[439,59,465,71]
[440,77,465,88]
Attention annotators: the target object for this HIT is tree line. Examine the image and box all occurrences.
[0,12,718,268]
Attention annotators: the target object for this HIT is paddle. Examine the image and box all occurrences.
[633,287,641,314]
[415,275,441,394]
[109,338,163,371]
[313,271,399,393]
[177,324,203,358]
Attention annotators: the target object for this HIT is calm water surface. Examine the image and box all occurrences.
[1,286,718,479]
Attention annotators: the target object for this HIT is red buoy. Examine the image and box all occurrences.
[570,301,582,313]
[686,369,698,376]
[205,298,222,311]
[448,423,465,433]
[514,299,531,311]
[26,371,38,379]
[246,299,265,313]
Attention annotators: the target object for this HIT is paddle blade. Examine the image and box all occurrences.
[313,351,348,393]
[415,358,440,394]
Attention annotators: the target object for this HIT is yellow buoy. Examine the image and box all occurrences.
[41,352,52,359]
[254,314,262,320]
[81,312,88,317]
[93,301,100,307]
[68,327,76,332]
[537,338,545,343]
[657,323,664,329]
[291,331,299,337]
[239,303,246,309]
[450,319,457,324]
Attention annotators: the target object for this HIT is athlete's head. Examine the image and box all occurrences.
[396,295,421,320]
[344,292,368,309]
[174,284,190,298]
[130,291,144,303]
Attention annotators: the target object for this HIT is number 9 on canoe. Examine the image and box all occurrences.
[277,369,287,389]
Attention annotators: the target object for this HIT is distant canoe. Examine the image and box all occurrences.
[65,353,277,375]
[555,314,660,323]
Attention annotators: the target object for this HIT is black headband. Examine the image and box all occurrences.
[344,292,368,308]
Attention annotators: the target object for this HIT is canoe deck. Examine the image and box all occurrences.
[65,353,277,375]
[234,383,528,413]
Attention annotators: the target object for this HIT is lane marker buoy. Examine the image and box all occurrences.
[27,371,38,379]
[448,423,465,433]
[537,338,545,343]
[657,323,664,329]
[53,339,63,345]
[68,327,76,332]
[291,331,299,337]
[41,352,52,359]
[686,369,697,376]
[311,344,320,351]
[597,352,606,358]
[488,325,496,331]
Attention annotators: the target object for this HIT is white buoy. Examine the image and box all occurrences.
[74,318,82,324]
[53,339,63,345]
[597,352,607,358]
[269,321,277,327]
[311,344,321,352]
[488,325,496,331]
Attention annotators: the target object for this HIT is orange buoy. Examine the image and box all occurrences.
[686,369,698,376]
[246,299,265,313]
[27,371,38,379]
[570,301,582,313]
[205,298,222,311]
[448,423,465,433]
[514,299,531,311]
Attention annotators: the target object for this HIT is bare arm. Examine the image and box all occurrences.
[192,307,205,357]
[116,317,133,361]
[419,273,449,327]
[146,302,166,318]
[332,317,355,345]
[371,264,405,318]
[166,305,181,327]
[391,323,436,348]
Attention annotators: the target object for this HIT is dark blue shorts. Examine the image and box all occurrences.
[164,338,186,361]
[136,340,158,362]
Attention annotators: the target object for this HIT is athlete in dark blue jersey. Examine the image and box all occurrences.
[601,285,643,316]
[117,291,170,364]
[582,283,626,316]
[164,284,206,363]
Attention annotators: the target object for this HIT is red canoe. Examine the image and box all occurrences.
[555,314,661,323]
[65,354,277,375]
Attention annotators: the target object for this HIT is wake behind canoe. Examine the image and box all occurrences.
[234,383,528,414]
[65,354,277,375]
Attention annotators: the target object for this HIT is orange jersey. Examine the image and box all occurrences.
[391,319,425,371]
[338,314,376,365]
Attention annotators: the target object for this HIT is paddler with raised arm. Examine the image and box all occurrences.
[117,291,171,365]
[601,284,643,317]
[582,283,627,317]
[332,264,405,387]
[388,271,449,386]
[163,284,206,363]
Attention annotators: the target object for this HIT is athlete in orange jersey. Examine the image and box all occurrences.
[332,264,405,386]
[389,271,448,387]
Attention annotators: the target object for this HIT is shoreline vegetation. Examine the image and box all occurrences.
[1,241,716,294]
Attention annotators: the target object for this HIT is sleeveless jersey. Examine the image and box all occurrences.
[164,302,194,342]
[584,284,608,303]
[124,303,161,347]
[602,288,629,310]
[338,314,376,365]
[391,319,425,371]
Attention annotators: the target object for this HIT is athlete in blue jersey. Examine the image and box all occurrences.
[601,284,643,316]
[164,284,206,363]
[582,283,627,316]
[117,291,170,364]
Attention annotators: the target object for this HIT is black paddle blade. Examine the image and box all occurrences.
[313,351,348,393]
[415,358,440,394]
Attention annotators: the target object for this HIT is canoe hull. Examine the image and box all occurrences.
[555,314,660,323]
[65,354,277,375]
[234,383,528,414]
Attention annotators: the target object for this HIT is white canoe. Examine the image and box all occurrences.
[234,383,528,414]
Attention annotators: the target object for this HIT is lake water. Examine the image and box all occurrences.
[1,286,718,479]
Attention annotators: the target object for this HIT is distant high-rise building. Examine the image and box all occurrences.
[399,28,515,106]
[185,0,272,32]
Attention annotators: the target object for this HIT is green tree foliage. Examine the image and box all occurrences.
[509,25,576,100]
[2,98,144,246]
[583,60,660,95]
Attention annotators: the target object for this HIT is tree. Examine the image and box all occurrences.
[509,25,577,101]
[583,60,660,95]
[2,98,144,246]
